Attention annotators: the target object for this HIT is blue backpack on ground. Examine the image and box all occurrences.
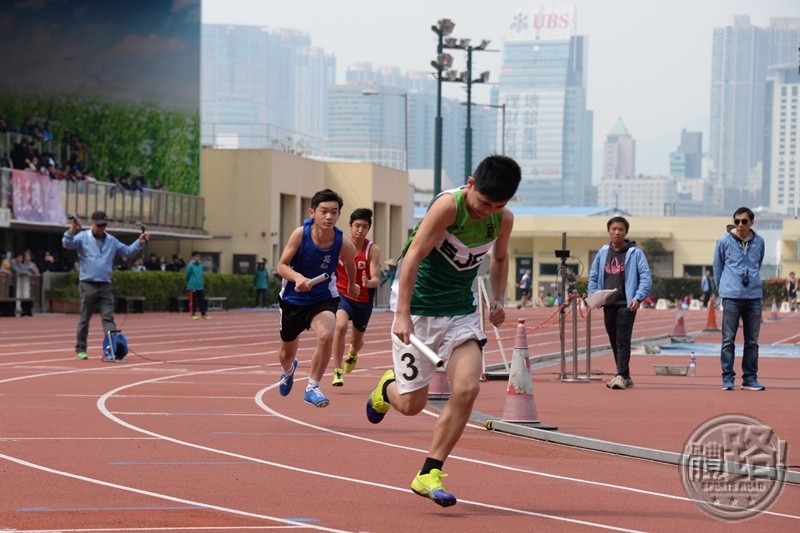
[102,331,128,362]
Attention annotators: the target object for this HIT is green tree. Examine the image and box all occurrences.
[640,238,667,274]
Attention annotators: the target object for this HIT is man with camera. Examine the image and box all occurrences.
[713,207,766,391]
[62,211,149,360]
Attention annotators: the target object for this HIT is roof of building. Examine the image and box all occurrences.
[607,117,630,137]
[413,204,629,221]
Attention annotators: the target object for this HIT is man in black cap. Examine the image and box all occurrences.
[62,211,150,360]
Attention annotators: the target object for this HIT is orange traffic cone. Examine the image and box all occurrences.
[501,319,555,429]
[703,296,720,332]
[428,369,450,400]
[767,297,779,321]
[670,307,693,343]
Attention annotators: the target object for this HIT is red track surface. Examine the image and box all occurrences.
[1,306,799,532]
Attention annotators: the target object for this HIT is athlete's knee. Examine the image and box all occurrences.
[450,378,480,403]
[392,389,427,416]
[317,328,334,345]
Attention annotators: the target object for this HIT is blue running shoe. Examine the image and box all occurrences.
[366,369,395,424]
[722,379,734,391]
[411,469,457,507]
[279,358,298,396]
[741,381,765,391]
[303,386,329,407]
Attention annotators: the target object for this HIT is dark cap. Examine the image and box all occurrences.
[91,210,109,225]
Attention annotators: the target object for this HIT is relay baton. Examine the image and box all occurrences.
[307,273,330,287]
[409,334,444,368]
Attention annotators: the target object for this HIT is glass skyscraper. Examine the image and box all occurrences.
[709,16,800,189]
[201,24,334,152]
[327,63,498,185]
[498,5,592,206]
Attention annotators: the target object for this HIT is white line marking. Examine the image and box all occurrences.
[0,452,349,533]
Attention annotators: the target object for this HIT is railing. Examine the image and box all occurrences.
[64,180,204,230]
[201,122,326,157]
[2,167,204,231]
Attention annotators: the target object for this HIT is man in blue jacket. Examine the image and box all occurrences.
[713,207,766,391]
[588,216,652,390]
[62,211,149,360]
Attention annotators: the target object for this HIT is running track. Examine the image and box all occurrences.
[1,306,798,532]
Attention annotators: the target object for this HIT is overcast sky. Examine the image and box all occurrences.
[202,0,800,176]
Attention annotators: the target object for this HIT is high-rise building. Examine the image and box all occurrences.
[765,64,800,216]
[327,63,498,186]
[597,177,677,216]
[708,16,800,189]
[603,118,635,179]
[669,129,702,179]
[498,5,592,206]
[201,24,334,152]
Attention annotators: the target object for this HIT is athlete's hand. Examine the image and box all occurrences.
[392,313,413,345]
[295,278,311,292]
[488,299,505,327]
[348,282,360,299]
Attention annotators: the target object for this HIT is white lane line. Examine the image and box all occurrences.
[255,389,800,523]
[91,367,648,532]
[0,453,347,533]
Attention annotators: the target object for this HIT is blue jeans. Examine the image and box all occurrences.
[720,298,762,384]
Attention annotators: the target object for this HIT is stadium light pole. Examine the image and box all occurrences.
[442,38,492,182]
[362,89,409,172]
[431,18,455,196]
[461,101,506,155]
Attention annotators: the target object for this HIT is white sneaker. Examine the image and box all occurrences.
[606,375,627,389]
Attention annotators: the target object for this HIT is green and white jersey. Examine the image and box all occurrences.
[396,187,502,316]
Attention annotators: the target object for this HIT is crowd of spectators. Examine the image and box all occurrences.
[1,248,190,298]
[117,253,185,272]
[2,116,166,192]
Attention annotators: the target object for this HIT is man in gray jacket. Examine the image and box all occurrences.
[713,207,766,391]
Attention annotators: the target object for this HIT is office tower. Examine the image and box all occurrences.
[709,16,800,189]
[498,5,592,206]
[597,176,677,216]
[328,64,498,185]
[603,117,635,179]
[669,129,703,179]
[202,24,334,151]
[765,65,800,216]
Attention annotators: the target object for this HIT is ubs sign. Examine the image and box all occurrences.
[507,5,576,41]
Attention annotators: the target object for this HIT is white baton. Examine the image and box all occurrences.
[409,334,444,368]
[307,273,330,287]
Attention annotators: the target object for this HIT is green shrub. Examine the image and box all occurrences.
[48,270,281,310]
[579,275,786,308]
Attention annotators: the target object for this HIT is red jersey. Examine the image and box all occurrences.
[336,239,373,303]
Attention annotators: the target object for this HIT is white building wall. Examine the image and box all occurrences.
[598,177,677,216]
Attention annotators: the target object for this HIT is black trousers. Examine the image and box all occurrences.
[603,305,637,379]
[190,289,208,316]
[703,290,712,308]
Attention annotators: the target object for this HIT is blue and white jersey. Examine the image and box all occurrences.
[279,218,342,305]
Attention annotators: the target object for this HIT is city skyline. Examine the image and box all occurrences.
[202,0,800,180]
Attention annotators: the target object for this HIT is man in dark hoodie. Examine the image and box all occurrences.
[588,216,652,390]
[713,207,766,391]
